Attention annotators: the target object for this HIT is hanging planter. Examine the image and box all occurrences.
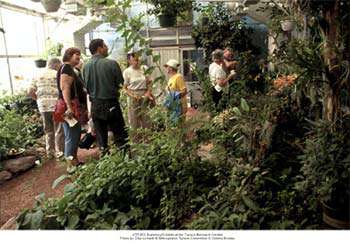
[34,59,47,68]
[144,0,193,28]
[280,20,295,32]
[41,0,62,13]
[158,14,177,28]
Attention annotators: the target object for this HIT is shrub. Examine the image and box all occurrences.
[298,118,350,209]
[192,4,258,62]
[0,95,42,161]
[16,127,231,229]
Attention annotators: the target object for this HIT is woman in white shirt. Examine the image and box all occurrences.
[123,52,154,131]
[209,49,236,108]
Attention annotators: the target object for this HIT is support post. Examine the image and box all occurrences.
[0,7,13,95]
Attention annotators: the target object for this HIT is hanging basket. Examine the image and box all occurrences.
[280,20,295,32]
[158,14,177,28]
[41,0,62,13]
[34,59,47,68]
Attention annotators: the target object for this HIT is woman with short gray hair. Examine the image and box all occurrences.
[209,49,227,107]
[28,58,65,159]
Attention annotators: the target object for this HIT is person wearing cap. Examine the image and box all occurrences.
[164,59,188,120]
[209,49,235,108]
[123,51,154,131]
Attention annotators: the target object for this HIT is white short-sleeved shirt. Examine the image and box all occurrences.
[209,62,227,89]
[123,65,148,91]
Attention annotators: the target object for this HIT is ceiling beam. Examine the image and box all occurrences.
[0,0,45,17]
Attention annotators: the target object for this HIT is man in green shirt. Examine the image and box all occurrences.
[83,39,128,152]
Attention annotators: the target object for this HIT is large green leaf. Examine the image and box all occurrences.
[30,210,43,229]
[242,195,259,212]
[232,107,242,116]
[240,98,250,112]
[67,214,80,230]
[153,54,161,63]
[52,174,70,189]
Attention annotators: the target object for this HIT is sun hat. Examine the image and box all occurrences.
[164,59,180,69]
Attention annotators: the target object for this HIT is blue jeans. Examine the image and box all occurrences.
[62,122,81,158]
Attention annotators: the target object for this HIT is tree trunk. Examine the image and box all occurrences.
[322,0,341,122]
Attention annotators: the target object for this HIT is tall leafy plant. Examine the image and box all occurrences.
[84,0,166,87]
[298,118,350,209]
[192,4,258,62]
[141,0,194,18]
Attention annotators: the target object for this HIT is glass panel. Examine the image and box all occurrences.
[89,24,124,60]
[0,57,44,95]
[0,58,11,95]
[0,8,44,56]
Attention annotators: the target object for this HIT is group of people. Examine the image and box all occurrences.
[29,39,189,167]
[209,48,238,108]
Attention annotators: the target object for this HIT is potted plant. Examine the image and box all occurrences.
[142,0,194,27]
[34,59,47,68]
[41,0,62,13]
[299,118,350,229]
[34,47,48,68]
[266,0,297,32]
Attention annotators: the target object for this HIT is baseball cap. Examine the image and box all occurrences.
[164,59,180,69]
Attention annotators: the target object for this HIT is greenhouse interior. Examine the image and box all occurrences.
[0,0,349,237]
